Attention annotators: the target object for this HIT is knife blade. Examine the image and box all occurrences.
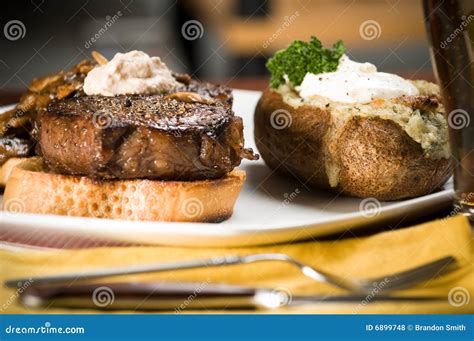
[18,281,444,311]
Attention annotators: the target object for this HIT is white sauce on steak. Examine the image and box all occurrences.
[84,51,179,96]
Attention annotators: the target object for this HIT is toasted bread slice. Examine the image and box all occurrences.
[0,157,29,187]
[2,158,245,222]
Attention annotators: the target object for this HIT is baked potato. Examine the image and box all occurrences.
[254,81,452,200]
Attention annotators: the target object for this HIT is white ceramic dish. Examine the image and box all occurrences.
[0,90,454,247]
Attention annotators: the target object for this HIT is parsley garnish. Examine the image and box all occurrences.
[266,36,345,88]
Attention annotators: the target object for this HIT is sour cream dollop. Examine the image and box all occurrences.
[84,50,179,96]
[297,55,419,103]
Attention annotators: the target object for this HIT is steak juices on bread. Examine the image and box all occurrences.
[255,37,451,200]
[2,51,257,221]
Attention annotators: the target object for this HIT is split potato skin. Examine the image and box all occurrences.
[254,89,451,201]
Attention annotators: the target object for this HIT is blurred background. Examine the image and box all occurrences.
[1,0,433,103]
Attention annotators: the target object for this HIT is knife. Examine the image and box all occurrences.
[19,281,444,311]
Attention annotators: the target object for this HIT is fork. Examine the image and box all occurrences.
[5,253,459,294]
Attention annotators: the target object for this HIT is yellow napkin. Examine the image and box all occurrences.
[1,215,473,314]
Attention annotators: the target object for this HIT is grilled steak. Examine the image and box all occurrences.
[38,82,257,180]
[0,60,95,167]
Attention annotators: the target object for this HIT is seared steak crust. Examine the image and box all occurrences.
[39,82,256,180]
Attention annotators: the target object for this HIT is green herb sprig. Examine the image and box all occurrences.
[266,36,345,88]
